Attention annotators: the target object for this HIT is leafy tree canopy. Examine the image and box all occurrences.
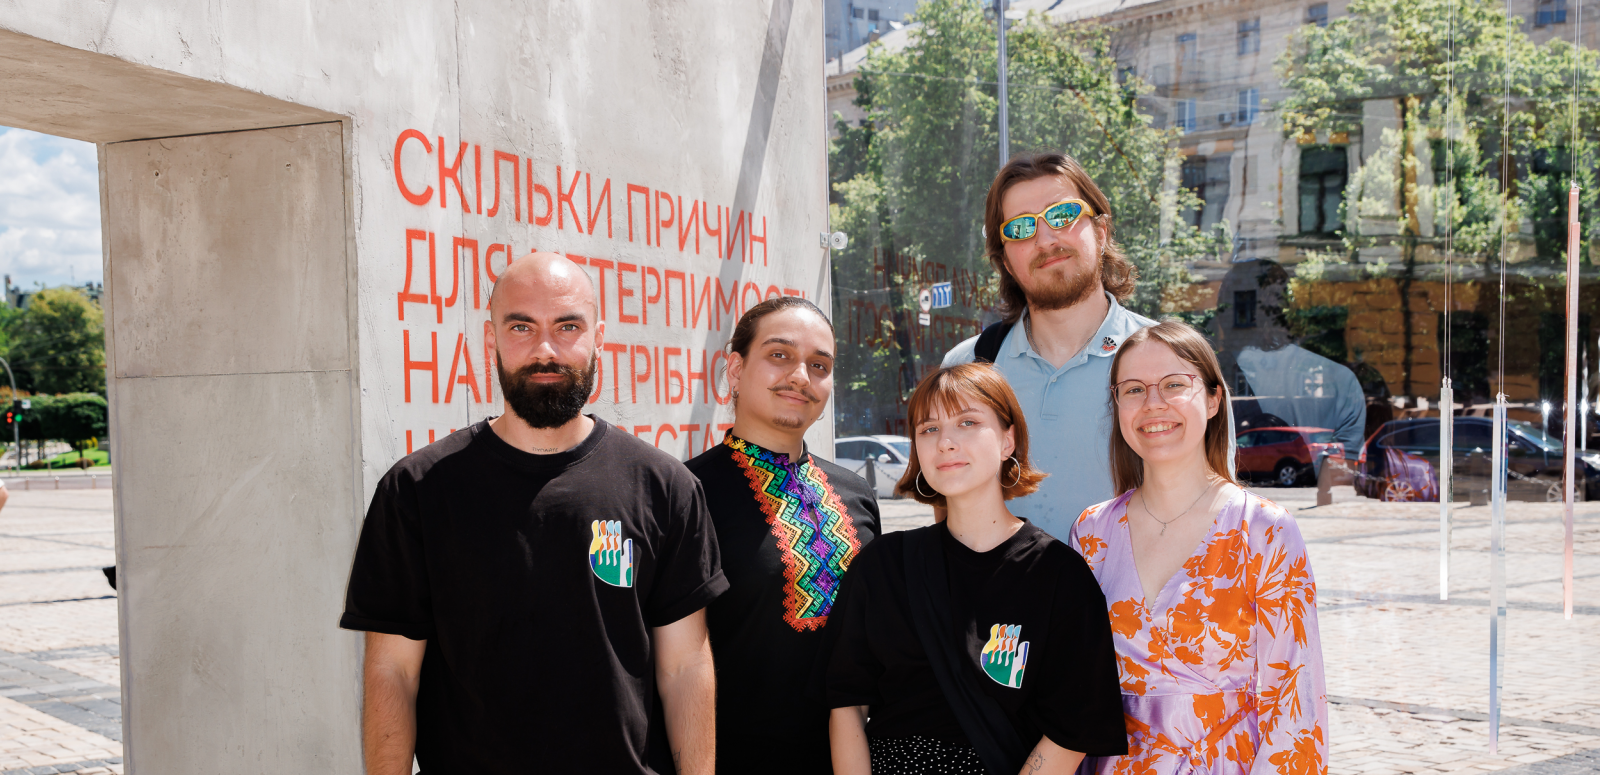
[4,287,106,396]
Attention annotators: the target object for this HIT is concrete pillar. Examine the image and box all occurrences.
[103,123,363,772]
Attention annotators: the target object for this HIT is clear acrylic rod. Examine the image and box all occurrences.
[1489,395,1508,753]
[1440,382,1453,600]
[1564,183,1579,620]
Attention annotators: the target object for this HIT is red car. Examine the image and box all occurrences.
[1235,426,1344,487]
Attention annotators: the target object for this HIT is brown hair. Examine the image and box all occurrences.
[727,296,833,358]
[1107,319,1239,494]
[984,153,1138,323]
[894,364,1047,507]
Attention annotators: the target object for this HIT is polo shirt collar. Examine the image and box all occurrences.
[1006,292,1145,360]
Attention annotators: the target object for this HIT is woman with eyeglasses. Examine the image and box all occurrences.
[1069,320,1328,775]
[816,363,1127,775]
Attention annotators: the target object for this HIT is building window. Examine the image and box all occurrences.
[868,8,879,21]
[1177,32,1197,63]
[1175,99,1197,132]
[1536,0,1568,25]
[1299,145,1348,235]
[1234,290,1258,328]
[1118,65,1137,84]
[852,7,864,18]
[1307,3,1329,26]
[1182,154,1233,229]
[1237,88,1260,125]
[1238,18,1261,55]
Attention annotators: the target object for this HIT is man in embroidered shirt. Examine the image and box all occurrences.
[341,252,726,774]
[685,296,880,775]
[943,153,1155,539]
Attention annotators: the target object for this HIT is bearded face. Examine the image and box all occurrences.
[997,175,1109,313]
[497,353,597,430]
[1015,237,1104,312]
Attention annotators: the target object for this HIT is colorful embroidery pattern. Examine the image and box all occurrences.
[588,520,634,588]
[980,624,1029,688]
[727,434,861,632]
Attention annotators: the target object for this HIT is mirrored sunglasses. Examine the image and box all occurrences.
[998,199,1095,242]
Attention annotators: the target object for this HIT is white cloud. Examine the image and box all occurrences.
[0,128,102,290]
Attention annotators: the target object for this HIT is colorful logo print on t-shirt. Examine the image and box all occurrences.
[588,520,634,588]
[980,624,1029,689]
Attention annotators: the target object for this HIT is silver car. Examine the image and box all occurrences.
[833,435,911,498]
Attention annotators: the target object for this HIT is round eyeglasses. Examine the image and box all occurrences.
[998,199,1096,242]
[1112,373,1203,406]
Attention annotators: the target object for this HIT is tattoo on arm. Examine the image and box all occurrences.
[673,749,682,772]
[1027,750,1046,773]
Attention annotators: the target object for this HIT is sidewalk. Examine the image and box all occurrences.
[0,489,120,775]
[882,487,1600,773]
[0,488,1593,773]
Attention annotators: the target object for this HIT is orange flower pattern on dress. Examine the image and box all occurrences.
[1069,489,1328,775]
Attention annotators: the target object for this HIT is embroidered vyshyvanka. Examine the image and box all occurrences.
[1069,488,1328,775]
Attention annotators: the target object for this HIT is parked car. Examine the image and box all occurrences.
[834,435,911,499]
[1354,416,1600,502]
[1235,426,1344,487]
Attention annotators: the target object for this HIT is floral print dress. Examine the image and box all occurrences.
[1069,488,1328,775]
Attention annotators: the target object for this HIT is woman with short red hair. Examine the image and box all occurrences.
[816,363,1127,774]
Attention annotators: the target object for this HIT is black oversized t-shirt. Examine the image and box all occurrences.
[685,435,880,775]
[339,418,728,775]
[815,521,1127,757]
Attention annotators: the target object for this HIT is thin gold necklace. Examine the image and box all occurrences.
[1139,483,1213,536]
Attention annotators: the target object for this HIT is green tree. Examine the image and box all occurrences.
[1277,0,1600,264]
[6,287,106,395]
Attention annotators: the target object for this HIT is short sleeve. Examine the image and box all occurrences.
[1024,550,1129,756]
[641,470,728,628]
[942,335,979,367]
[339,470,434,640]
[810,539,888,709]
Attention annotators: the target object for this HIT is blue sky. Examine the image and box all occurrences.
[0,127,103,291]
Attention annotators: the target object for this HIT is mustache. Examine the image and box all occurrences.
[769,384,822,403]
[515,360,583,378]
[1030,247,1075,270]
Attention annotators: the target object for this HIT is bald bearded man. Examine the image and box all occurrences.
[341,252,727,775]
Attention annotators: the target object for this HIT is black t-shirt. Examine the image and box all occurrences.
[339,418,728,775]
[815,521,1127,757]
[685,434,881,775]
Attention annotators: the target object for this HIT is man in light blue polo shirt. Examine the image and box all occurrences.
[944,152,1154,540]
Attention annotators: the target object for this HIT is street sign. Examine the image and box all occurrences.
[930,281,953,309]
[918,288,932,313]
[918,312,931,326]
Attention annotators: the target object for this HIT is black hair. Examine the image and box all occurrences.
[726,296,834,357]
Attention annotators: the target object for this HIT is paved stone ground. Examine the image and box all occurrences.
[881,486,1600,774]
[0,489,121,775]
[0,488,1593,773]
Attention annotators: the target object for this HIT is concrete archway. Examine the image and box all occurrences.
[1,27,362,772]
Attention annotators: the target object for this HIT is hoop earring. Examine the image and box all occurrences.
[914,472,936,499]
[1004,456,1023,488]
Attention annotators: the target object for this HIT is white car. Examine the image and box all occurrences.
[833,435,911,499]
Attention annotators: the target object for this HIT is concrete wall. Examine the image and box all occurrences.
[104,124,362,770]
[0,2,828,771]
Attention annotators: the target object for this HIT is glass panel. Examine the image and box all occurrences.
[825,0,1600,756]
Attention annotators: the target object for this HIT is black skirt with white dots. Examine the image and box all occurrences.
[867,736,987,774]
